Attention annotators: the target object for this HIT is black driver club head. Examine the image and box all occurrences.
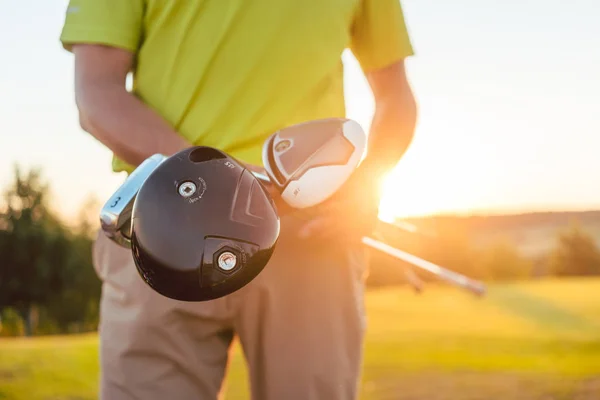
[129,146,280,302]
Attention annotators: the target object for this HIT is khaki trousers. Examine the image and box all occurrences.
[92,213,369,400]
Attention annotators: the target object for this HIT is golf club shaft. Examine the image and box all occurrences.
[392,220,438,238]
[361,236,486,296]
[251,170,486,296]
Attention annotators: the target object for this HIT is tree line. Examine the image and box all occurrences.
[0,166,100,337]
[1,165,599,336]
[368,214,600,287]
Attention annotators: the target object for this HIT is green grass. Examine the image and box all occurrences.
[1,277,600,399]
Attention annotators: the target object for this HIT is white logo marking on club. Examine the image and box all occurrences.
[275,139,292,152]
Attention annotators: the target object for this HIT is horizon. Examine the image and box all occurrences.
[1,0,599,222]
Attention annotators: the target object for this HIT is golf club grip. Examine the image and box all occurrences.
[361,236,486,296]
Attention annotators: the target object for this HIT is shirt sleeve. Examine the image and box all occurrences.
[349,0,415,72]
[59,0,144,53]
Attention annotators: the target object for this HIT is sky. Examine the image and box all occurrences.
[0,0,599,221]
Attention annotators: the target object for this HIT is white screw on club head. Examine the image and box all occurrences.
[178,181,197,197]
[217,251,237,271]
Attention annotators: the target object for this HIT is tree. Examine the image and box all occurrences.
[476,236,533,281]
[42,198,101,333]
[0,165,72,335]
[549,220,600,277]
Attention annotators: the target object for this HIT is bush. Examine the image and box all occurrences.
[548,220,600,277]
[0,308,25,337]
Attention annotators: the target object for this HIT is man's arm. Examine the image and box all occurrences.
[347,0,417,178]
[73,44,190,167]
[298,0,416,239]
[362,59,417,177]
[297,61,416,239]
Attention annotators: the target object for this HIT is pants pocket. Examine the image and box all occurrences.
[92,229,139,297]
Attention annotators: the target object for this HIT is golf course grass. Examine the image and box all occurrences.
[1,277,599,399]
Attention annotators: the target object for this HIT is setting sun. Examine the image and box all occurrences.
[376,129,496,221]
[378,167,442,222]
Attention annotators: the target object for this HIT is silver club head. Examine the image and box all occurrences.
[99,154,167,248]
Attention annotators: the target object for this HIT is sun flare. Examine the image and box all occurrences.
[378,165,449,221]
[378,170,439,221]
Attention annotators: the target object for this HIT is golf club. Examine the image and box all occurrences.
[361,236,486,295]
[256,118,486,296]
[101,147,280,302]
[100,154,166,248]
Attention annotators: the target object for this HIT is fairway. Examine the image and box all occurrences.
[1,278,599,400]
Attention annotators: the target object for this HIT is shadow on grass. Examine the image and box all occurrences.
[487,285,599,335]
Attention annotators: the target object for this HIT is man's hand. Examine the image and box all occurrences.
[297,161,383,241]
[73,44,191,167]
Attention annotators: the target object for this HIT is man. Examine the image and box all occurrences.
[59,0,417,399]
